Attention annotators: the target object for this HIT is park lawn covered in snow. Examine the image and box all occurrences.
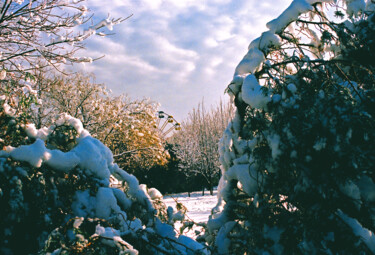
[164,190,218,223]
[163,190,218,239]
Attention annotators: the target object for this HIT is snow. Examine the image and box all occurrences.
[228,75,245,96]
[207,210,228,232]
[357,176,375,202]
[241,74,270,109]
[176,235,207,255]
[340,181,361,201]
[95,224,120,238]
[113,165,154,212]
[287,83,297,93]
[55,113,88,137]
[225,164,260,196]
[0,70,6,79]
[6,112,116,180]
[44,149,80,171]
[93,224,137,252]
[148,188,163,199]
[21,84,37,96]
[366,0,375,11]
[216,221,237,254]
[345,0,366,17]
[3,103,16,116]
[71,190,96,218]
[8,135,114,179]
[266,0,333,34]
[73,217,84,228]
[164,189,229,253]
[233,154,249,165]
[25,124,50,140]
[96,187,121,219]
[249,31,282,52]
[267,134,282,160]
[319,90,325,99]
[19,115,95,169]
[337,210,375,253]
[73,136,114,179]
[9,139,47,168]
[313,138,327,151]
[155,218,176,239]
[266,0,313,34]
[272,94,282,103]
[234,47,265,76]
[112,188,132,210]
[164,190,218,223]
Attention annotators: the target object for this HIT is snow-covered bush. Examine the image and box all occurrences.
[0,114,207,254]
[208,0,375,254]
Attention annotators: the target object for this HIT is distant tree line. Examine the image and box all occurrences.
[143,100,233,195]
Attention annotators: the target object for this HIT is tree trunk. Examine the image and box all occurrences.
[208,176,213,195]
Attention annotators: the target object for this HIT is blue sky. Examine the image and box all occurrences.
[77,0,291,121]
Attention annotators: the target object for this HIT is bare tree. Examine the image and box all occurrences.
[172,99,233,195]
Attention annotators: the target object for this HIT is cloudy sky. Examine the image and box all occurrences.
[77,0,291,121]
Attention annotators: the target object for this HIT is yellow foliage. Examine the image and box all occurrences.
[30,71,168,172]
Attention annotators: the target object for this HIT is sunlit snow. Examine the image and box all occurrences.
[164,190,218,223]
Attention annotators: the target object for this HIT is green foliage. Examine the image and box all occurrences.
[0,159,97,254]
[47,125,79,152]
[41,218,130,255]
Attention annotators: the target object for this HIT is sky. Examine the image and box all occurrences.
[76,0,291,121]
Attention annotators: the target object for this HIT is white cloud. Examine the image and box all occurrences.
[78,0,292,121]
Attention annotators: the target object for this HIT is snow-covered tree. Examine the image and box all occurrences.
[208,0,375,254]
[0,0,124,150]
[0,114,207,254]
[0,0,124,75]
[173,100,233,195]
[28,72,169,173]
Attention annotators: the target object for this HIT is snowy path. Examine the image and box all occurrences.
[163,190,218,223]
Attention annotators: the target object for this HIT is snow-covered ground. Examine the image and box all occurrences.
[164,190,218,223]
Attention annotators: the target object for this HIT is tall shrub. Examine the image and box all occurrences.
[208,1,375,254]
